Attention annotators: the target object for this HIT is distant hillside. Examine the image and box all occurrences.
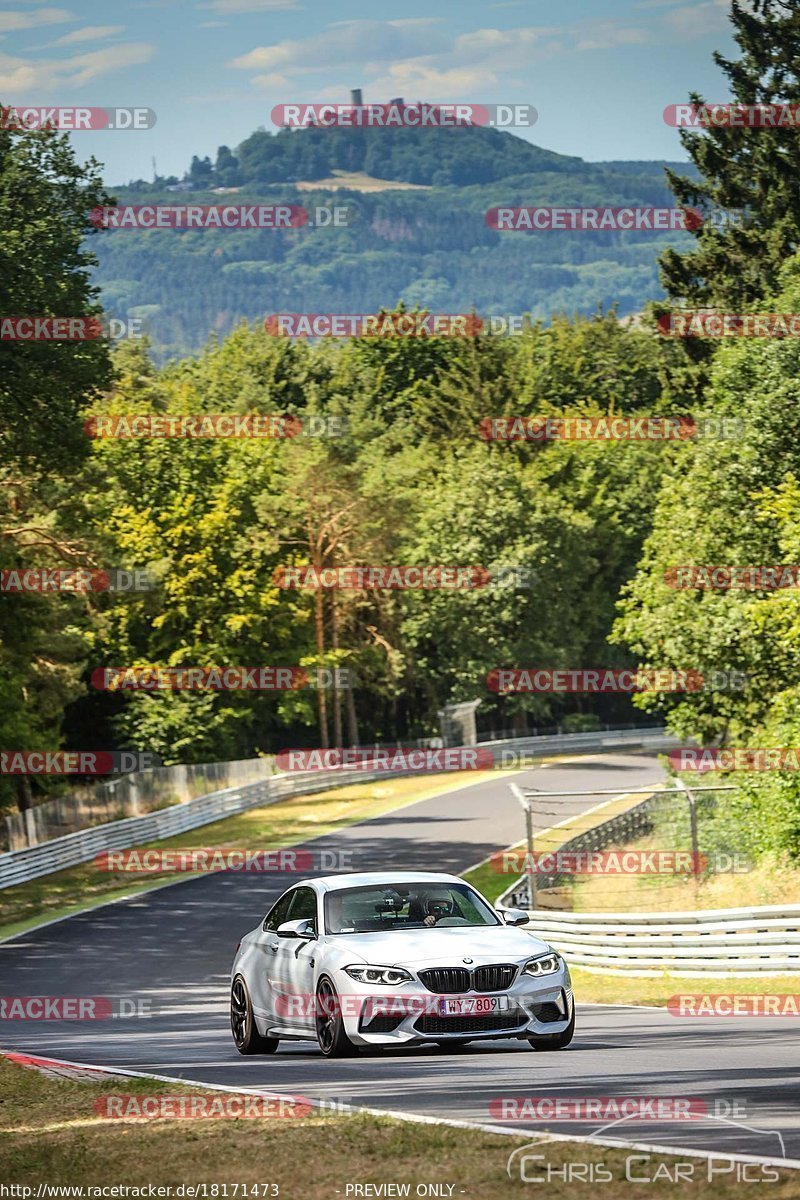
[125,124,588,194]
[95,123,697,359]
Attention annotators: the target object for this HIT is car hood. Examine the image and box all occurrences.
[329,924,551,967]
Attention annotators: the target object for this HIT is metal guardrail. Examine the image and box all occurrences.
[0,726,674,891]
[479,727,677,763]
[3,756,275,852]
[0,765,409,891]
[507,905,800,975]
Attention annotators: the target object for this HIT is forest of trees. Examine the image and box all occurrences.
[2,0,800,865]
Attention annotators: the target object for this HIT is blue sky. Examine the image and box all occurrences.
[1,0,741,185]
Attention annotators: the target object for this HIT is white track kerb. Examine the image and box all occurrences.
[3,1051,799,1172]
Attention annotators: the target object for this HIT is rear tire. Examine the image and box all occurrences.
[315,977,358,1058]
[231,975,279,1055]
[528,1005,575,1051]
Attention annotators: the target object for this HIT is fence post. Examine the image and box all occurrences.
[525,801,537,910]
[511,783,537,910]
[676,778,700,889]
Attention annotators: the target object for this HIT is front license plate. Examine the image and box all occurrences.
[438,995,510,1017]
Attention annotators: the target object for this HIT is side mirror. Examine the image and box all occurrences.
[277,919,316,940]
[501,908,529,927]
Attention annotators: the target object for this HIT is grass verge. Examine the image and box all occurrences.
[1,1057,796,1198]
[463,790,655,905]
[570,966,800,1007]
[570,842,800,913]
[462,790,800,1008]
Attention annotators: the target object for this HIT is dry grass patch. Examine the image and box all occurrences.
[1,1058,796,1199]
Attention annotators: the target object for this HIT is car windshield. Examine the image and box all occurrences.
[324,882,501,934]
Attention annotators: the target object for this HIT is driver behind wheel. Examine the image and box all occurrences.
[421,892,455,926]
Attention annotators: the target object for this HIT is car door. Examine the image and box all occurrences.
[251,889,295,1022]
[276,885,320,1033]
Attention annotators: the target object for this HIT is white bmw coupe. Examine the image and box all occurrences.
[230,871,574,1057]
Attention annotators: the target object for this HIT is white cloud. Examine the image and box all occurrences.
[0,41,155,91]
[249,71,290,87]
[0,7,73,32]
[377,62,502,100]
[50,24,125,44]
[231,18,449,76]
[206,0,300,10]
[231,17,654,93]
[662,1,733,37]
[448,25,563,67]
[635,0,754,33]
[576,24,650,51]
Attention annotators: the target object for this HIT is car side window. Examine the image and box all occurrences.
[287,886,317,932]
[263,890,294,932]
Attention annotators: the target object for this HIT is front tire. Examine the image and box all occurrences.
[528,1005,575,1051]
[231,975,279,1055]
[315,977,357,1058]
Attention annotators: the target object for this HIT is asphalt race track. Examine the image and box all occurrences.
[2,753,799,1165]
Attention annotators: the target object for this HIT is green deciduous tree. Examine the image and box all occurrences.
[0,125,113,812]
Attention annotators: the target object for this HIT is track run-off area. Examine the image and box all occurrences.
[1,753,799,1166]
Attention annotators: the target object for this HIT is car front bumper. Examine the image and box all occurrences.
[336,967,574,1046]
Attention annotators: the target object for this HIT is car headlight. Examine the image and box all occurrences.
[523,952,561,977]
[343,965,414,985]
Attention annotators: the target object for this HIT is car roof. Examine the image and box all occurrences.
[295,871,466,894]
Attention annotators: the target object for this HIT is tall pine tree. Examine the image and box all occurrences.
[660,0,800,309]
